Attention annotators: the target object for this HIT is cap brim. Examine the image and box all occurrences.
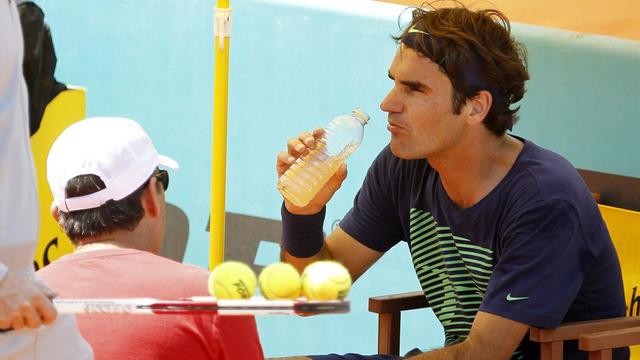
[158,154,179,169]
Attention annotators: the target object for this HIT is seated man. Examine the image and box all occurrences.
[276,4,627,360]
[38,117,263,360]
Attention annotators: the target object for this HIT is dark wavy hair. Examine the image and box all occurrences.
[394,3,529,135]
[57,174,152,243]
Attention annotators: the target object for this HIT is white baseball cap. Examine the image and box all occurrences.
[47,117,179,212]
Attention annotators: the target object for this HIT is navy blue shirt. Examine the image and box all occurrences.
[341,138,627,360]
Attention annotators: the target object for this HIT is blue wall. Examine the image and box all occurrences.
[37,0,640,356]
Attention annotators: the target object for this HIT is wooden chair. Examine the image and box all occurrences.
[369,186,640,359]
[369,292,640,358]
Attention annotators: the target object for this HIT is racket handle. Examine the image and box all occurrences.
[54,298,155,314]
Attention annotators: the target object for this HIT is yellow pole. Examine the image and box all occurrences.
[210,0,231,269]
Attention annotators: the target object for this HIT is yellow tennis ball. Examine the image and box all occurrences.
[258,262,302,300]
[301,261,352,301]
[208,261,257,299]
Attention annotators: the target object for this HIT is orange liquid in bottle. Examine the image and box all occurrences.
[278,141,356,207]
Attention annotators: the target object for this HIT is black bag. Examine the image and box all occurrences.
[17,0,66,136]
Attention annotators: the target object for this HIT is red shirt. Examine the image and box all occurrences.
[38,248,263,360]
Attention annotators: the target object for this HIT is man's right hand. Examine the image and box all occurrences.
[0,270,58,330]
[276,128,348,215]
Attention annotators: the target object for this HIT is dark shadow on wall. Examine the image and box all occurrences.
[160,203,189,262]
[206,213,282,273]
[162,204,283,273]
[578,169,640,211]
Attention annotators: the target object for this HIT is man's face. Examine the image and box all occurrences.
[380,45,468,160]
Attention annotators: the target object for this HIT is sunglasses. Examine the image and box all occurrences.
[151,169,169,191]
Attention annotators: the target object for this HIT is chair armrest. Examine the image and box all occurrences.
[530,316,640,360]
[368,291,428,314]
[579,326,640,360]
[369,291,429,356]
[530,316,640,342]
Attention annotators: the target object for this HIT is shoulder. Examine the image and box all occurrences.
[39,249,211,291]
[139,252,210,279]
[36,252,83,278]
[498,138,606,242]
[118,251,212,296]
[503,138,593,208]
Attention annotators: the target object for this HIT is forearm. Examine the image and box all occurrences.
[406,341,466,360]
[408,311,528,360]
[407,340,504,360]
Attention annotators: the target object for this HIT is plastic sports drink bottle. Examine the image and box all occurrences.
[278,108,370,207]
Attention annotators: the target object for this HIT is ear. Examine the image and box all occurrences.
[50,202,60,222]
[141,179,161,218]
[465,90,492,126]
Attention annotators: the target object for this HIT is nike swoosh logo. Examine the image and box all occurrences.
[506,293,529,301]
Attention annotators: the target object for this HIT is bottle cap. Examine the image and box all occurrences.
[352,108,370,125]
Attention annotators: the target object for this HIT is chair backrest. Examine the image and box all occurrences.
[599,205,640,317]
[598,204,640,357]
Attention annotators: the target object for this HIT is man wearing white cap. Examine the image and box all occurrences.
[37,117,263,359]
[1,0,93,358]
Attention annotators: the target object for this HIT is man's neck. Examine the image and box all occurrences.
[74,231,157,254]
[429,134,523,209]
[74,241,124,254]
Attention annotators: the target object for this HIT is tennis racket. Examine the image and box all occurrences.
[0,297,349,332]
[52,296,350,315]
